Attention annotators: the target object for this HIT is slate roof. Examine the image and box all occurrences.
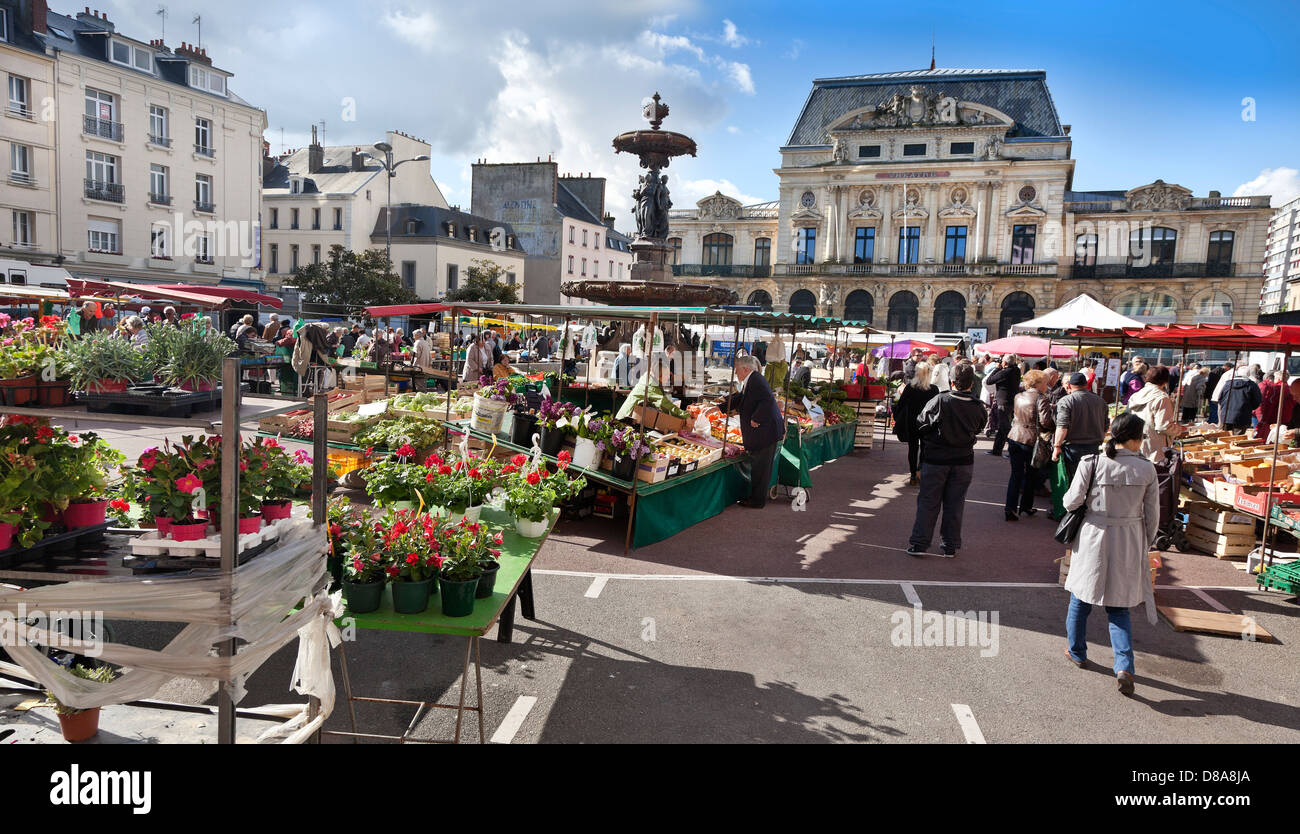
[263,146,384,195]
[785,68,1064,147]
[556,182,604,226]
[371,205,524,252]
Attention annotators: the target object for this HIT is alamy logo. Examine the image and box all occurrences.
[49,766,151,814]
[890,605,999,657]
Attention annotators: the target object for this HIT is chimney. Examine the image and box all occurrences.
[1209,190,1221,199]
[307,125,324,174]
[351,148,366,172]
[175,41,212,65]
[603,213,616,230]
[27,0,49,35]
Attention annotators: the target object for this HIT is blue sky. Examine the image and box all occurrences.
[96,0,1299,222]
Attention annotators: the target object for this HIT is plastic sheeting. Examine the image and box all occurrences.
[0,519,336,743]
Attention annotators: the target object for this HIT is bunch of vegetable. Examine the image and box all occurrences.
[355,416,446,451]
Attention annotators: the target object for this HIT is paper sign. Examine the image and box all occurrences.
[358,401,387,417]
[1105,358,1121,388]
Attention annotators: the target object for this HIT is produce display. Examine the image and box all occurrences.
[354,416,446,451]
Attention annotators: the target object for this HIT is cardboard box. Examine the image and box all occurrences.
[631,404,692,434]
[1230,461,1290,483]
[636,454,672,483]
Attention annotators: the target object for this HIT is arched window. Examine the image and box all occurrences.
[788,289,816,315]
[1114,292,1178,324]
[998,291,1035,337]
[933,291,966,333]
[1129,226,1177,267]
[746,289,773,311]
[702,233,733,266]
[667,237,682,265]
[753,237,771,266]
[844,290,873,324]
[1207,230,1234,276]
[1195,290,1234,323]
[1074,233,1097,266]
[887,291,919,332]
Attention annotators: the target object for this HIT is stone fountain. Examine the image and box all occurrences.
[561,93,738,307]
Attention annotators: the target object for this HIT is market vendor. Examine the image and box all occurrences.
[716,355,786,509]
[411,328,434,374]
[491,353,518,379]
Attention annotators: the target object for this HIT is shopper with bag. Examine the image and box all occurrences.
[1005,370,1053,521]
[895,363,940,486]
[1060,411,1158,697]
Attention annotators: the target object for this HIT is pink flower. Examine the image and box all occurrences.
[175,473,203,494]
[65,434,84,448]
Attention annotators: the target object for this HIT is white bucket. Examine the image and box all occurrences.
[514,515,549,538]
[471,394,507,432]
[572,436,602,470]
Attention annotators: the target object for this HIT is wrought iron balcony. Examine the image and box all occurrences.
[194,199,216,214]
[84,178,124,203]
[1064,262,1238,279]
[672,264,770,278]
[194,144,215,158]
[149,192,171,205]
[148,134,172,148]
[83,115,123,141]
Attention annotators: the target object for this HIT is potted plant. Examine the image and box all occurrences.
[434,519,494,617]
[159,319,235,392]
[470,375,515,433]
[323,495,365,591]
[49,431,124,529]
[0,419,52,548]
[537,397,579,457]
[381,509,444,614]
[501,451,586,537]
[0,315,41,405]
[341,518,387,613]
[360,449,425,508]
[245,437,299,519]
[46,664,117,742]
[574,414,612,470]
[606,426,652,481]
[64,332,142,393]
[136,440,209,540]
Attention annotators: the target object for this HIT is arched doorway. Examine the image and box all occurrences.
[788,289,816,316]
[932,291,966,333]
[746,289,773,311]
[999,291,1035,337]
[888,290,919,331]
[844,289,873,324]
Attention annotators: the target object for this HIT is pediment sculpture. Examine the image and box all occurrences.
[832,89,1012,131]
[697,191,741,220]
[1126,180,1192,212]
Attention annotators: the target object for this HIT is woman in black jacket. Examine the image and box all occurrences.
[984,353,1021,456]
[895,363,940,485]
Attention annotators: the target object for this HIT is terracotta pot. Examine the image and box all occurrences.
[238,515,262,535]
[57,708,101,742]
[88,379,130,394]
[154,516,173,536]
[36,379,73,407]
[0,522,14,550]
[169,520,209,541]
[179,379,216,393]
[0,375,38,405]
[261,500,293,521]
[63,499,108,529]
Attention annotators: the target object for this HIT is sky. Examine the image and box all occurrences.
[92,0,1300,227]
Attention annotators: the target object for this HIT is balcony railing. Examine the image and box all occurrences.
[1063,262,1239,279]
[8,102,33,118]
[149,192,171,205]
[8,171,35,186]
[84,179,124,203]
[83,115,123,141]
[194,199,215,214]
[672,264,771,278]
[149,134,172,148]
[194,144,215,158]
[772,262,1059,278]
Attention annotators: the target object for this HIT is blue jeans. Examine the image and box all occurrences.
[909,462,974,551]
[1066,593,1134,675]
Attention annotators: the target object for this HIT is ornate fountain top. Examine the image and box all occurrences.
[643,92,668,130]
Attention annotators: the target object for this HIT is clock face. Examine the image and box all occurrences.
[1018,185,1037,203]
[800,191,816,208]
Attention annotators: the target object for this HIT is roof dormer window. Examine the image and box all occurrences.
[189,66,227,97]
[111,40,154,73]
[289,176,302,195]
[445,222,455,237]
[406,219,420,234]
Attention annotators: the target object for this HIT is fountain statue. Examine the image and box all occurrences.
[561,93,738,307]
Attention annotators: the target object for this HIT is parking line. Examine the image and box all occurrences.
[584,576,609,599]
[490,696,538,744]
[1190,588,1230,612]
[900,582,922,607]
[951,704,986,744]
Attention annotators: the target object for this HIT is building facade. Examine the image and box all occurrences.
[368,204,527,301]
[2,0,58,267]
[261,128,448,291]
[1263,195,1300,314]
[669,68,1271,335]
[0,5,268,286]
[470,161,633,305]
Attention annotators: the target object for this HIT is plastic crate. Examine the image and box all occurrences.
[328,451,371,477]
[1256,560,1300,595]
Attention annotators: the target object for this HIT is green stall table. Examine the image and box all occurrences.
[775,420,858,490]
[324,506,554,744]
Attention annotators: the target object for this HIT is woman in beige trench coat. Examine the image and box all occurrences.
[1062,411,1159,696]
[1126,365,1185,461]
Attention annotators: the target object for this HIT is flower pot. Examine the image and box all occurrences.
[572,436,602,470]
[514,515,549,539]
[40,503,62,525]
[0,522,14,550]
[169,520,209,541]
[0,375,37,405]
[63,499,108,530]
[471,394,507,433]
[36,379,73,407]
[87,379,130,394]
[540,425,566,457]
[179,379,216,392]
[447,504,483,525]
[342,578,384,614]
[475,561,500,599]
[238,515,262,535]
[57,708,101,742]
[260,500,293,521]
[154,516,173,536]
[611,453,637,480]
[438,573,480,617]
[391,576,435,614]
[510,412,538,447]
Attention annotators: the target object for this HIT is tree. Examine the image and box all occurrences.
[290,245,417,319]
[443,258,520,304]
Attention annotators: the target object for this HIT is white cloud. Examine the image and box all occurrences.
[785,38,804,60]
[726,125,740,134]
[677,178,767,207]
[722,19,749,48]
[1234,167,1300,207]
[719,59,755,95]
[381,9,438,53]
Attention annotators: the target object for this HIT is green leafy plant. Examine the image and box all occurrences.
[501,452,586,522]
[360,456,426,506]
[45,664,117,715]
[355,416,446,451]
[159,320,236,388]
[62,333,143,390]
[434,517,502,582]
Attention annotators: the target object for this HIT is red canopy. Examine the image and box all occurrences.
[1069,324,1300,352]
[67,279,281,310]
[364,301,498,318]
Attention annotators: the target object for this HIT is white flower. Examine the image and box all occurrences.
[65,434,83,448]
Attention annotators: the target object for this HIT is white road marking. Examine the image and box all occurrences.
[1190,588,1230,612]
[490,696,537,744]
[900,582,922,607]
[951,704,986,744]
[584,576,608,599]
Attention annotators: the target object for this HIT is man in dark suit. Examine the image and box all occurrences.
[717,355,787,508]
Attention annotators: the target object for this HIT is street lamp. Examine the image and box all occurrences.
[362,142,431,268]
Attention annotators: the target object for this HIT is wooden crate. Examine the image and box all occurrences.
[1230,461,1290,482]
[1184,524,1255,559]
[1185,502,1255,536]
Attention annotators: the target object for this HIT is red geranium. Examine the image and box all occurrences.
[526,471,540,486]
[511,454,527,467]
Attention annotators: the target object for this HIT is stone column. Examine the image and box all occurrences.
[927,183,942,264]
[970,182,987,263]
[823,186,838,264]
[983,181,999,261]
